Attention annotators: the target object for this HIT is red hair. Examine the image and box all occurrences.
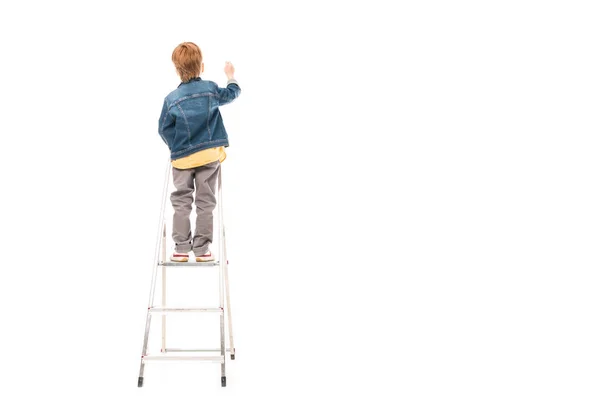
[172,42,203,82]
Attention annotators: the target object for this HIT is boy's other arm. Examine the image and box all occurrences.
[158,100,174,148]
[217,61,241,106]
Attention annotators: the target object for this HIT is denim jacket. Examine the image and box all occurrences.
[158,77,241,160]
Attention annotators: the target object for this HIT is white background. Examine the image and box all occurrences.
[1,0,599,399]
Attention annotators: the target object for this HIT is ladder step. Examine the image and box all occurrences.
[164,348,233,353]
[160,261,219,267]
[142,355,224,363]
[149,307,223,313]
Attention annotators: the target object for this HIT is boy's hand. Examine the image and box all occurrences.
[224,61,235,80]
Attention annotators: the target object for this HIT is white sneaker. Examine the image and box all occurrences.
[170,251,189,262]
[196,250,215,262]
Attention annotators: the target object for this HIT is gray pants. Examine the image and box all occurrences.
[170,161,220,256]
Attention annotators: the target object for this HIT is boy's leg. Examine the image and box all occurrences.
[192,161,220,256]
[171,166,195,253]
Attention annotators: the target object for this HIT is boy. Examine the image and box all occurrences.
[158,42,241,262]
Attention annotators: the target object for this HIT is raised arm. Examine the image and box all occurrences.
[216,61,241,106]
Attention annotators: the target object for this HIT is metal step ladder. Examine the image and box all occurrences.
[138,160,235,388]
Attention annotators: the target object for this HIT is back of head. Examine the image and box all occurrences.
[172,42,203,83]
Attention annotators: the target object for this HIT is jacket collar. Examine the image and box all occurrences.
[178,77,202,87]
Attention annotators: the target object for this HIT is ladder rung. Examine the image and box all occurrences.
[164,348,233,353]
[160,261,219,267]
[149,307,223,313]
[142,355,224,363]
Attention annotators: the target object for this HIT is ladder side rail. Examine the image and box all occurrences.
[218,167,227,386]
[223,223,235,359]
[138,158,171,386]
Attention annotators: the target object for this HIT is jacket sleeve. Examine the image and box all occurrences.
[216,79,241,106]
[158,99,175,148]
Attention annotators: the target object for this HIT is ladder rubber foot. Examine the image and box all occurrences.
[221,376,226,387]
[138,377,144,387]
[230,354,235,360]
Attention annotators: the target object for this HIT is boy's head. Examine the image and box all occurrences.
[172,42,204,83]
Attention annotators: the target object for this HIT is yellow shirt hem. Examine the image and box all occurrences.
[171,146,226,169]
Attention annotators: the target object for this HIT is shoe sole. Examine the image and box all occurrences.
[196,258,215,262]
[170,258,189,262]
